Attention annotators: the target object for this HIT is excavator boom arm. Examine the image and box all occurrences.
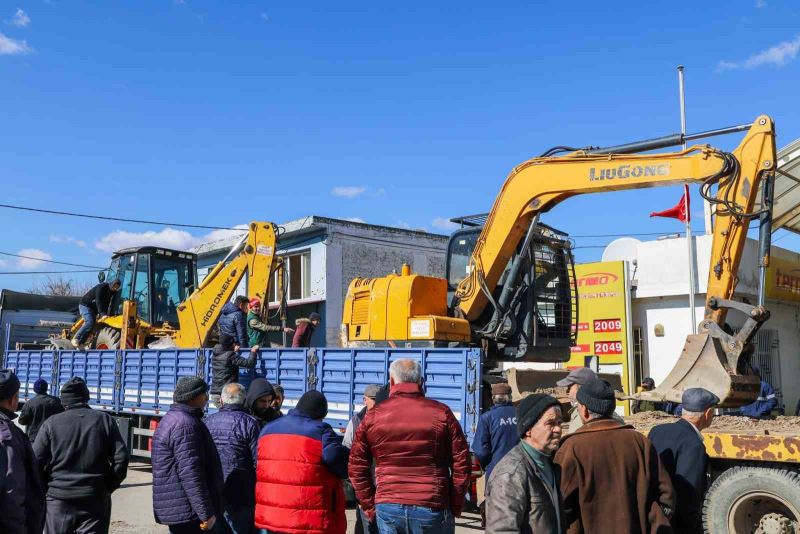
[174,222,278,347]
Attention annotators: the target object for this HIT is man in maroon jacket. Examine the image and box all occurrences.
[349,359,471,534]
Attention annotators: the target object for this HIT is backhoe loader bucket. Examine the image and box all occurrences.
[630,332,760,407]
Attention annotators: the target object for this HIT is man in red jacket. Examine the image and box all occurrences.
[349,359,471,534]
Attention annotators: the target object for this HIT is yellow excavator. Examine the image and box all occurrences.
[51,221,284,349]
[342,115,777,406]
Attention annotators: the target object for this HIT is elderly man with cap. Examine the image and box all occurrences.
[557,367,623,434]
[0,369,45,534]
[256,390,350,534]
[554,378,674,534]
[210,333,259,408]
[484,393,564,534]
[152,376,224,534]
[34,377,129,534]
[292,311,322,348]
[18,378,63,443]
[246,297,294,348]
[649,388,719,534]
[472,381,518,480]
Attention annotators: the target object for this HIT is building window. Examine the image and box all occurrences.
[269,251,311,303]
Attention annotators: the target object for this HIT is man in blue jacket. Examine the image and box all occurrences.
[205,382,260,534]
[472,381,518,480]
[648,388,719,534]
[219,296,250,348]
[152,376,224,534]
[739,365,779,418]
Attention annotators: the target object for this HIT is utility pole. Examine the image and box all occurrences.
[678,65,697,334]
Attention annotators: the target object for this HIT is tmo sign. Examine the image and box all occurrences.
[576,272,618,287]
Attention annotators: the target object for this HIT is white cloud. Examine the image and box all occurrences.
[755,0,766,7]
[94,225,248,253]
[431,217,459,232]
[0,258,7,267]
[332,186,367,198]
[50,235,88,248]
[7,8,30,27]
[718,35,800,71]
[396,221,412,229]
[342,217,366,223]
[0,32,31,55]
[16,248,52,269]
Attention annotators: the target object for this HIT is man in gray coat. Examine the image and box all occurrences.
[485,393,564,534]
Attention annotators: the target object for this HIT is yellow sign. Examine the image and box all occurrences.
[566,261,632,412]
[766,255,800,303]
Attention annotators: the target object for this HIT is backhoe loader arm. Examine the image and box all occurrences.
[174,222,278,347]
[455,116,776,330]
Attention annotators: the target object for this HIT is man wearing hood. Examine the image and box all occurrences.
[219,295,251,348]
[210,334,258,408]
[291,312,321,348]
[246,378,281,427]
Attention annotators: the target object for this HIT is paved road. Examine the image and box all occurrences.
[111,462,484,533]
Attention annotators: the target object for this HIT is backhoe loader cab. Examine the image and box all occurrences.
[105,247,198,328]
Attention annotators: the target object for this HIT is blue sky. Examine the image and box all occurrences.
[2,1,800,291]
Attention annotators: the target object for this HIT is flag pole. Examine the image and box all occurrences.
[678,65,697,334]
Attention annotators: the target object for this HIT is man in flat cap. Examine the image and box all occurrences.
[555,378,674,534]
[556,367,623,434]
[0,369,45,534]
[648,388,719,534]
[485,393,564,533]
[472,381,519,481]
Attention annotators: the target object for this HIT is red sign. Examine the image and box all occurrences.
[594,341,623,355]
[571,344,591,353]
[578,322,590,331]
[593,318,622,333]
[576,272,619,288]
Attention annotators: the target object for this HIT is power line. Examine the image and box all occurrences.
[0,203,244,231]
[0,270,98,275]
[0,251,105,269]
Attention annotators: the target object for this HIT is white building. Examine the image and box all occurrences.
[192,216,449,346]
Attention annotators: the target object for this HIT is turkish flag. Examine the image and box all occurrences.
[650,184,690,223]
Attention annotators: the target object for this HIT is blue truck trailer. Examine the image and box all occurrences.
[4,346,483,458]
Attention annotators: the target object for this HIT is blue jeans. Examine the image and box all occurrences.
[223,503,253,534]
[75,304,96,343]
[376,504,454,534]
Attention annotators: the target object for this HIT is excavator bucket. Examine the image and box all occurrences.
[631,332,760,407]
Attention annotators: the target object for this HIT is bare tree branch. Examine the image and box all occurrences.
[27,276,92,297]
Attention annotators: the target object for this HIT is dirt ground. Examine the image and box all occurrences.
[625,411,800,435]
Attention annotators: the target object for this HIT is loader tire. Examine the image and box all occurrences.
[94,327,121,350]
[48,338,74,350]
[703,466,800,533]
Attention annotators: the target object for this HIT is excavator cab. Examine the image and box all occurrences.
[446,218,577,362]
[105,247,198,328]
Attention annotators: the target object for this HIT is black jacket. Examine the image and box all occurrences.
[80,282,114,314]
[33,405,129,499]
[210,344,256,395]
[0,408,46,534]
[18,394,64,443]
[648,418,707,533]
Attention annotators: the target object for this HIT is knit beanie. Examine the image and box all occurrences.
[576,378,616,417]
[33,379,48,395]
[516,393,560,438]
[60,377,90,406]
[0,370,20,401]
[309,312,322,322]
[296,390,328,420]
[173,376,209,403]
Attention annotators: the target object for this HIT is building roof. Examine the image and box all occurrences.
[191,215,448,257]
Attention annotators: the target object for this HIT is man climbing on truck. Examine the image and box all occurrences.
[71,278,121,349]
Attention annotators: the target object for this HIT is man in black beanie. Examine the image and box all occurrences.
[0,369,45,534]
[18,378,63,443]
[554,378,675,534]
[485,393,564,533]
[33,377,129,534]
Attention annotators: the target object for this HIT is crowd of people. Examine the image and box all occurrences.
[0,355,770,534]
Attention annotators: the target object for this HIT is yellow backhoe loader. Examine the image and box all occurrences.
[342,116,778,406]
[51,221,285,349]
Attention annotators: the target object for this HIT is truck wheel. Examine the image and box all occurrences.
[703,466,800,534]
[94,327,121,350]
[48,338,74,350]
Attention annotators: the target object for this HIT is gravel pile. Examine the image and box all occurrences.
[624,411,800,435]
